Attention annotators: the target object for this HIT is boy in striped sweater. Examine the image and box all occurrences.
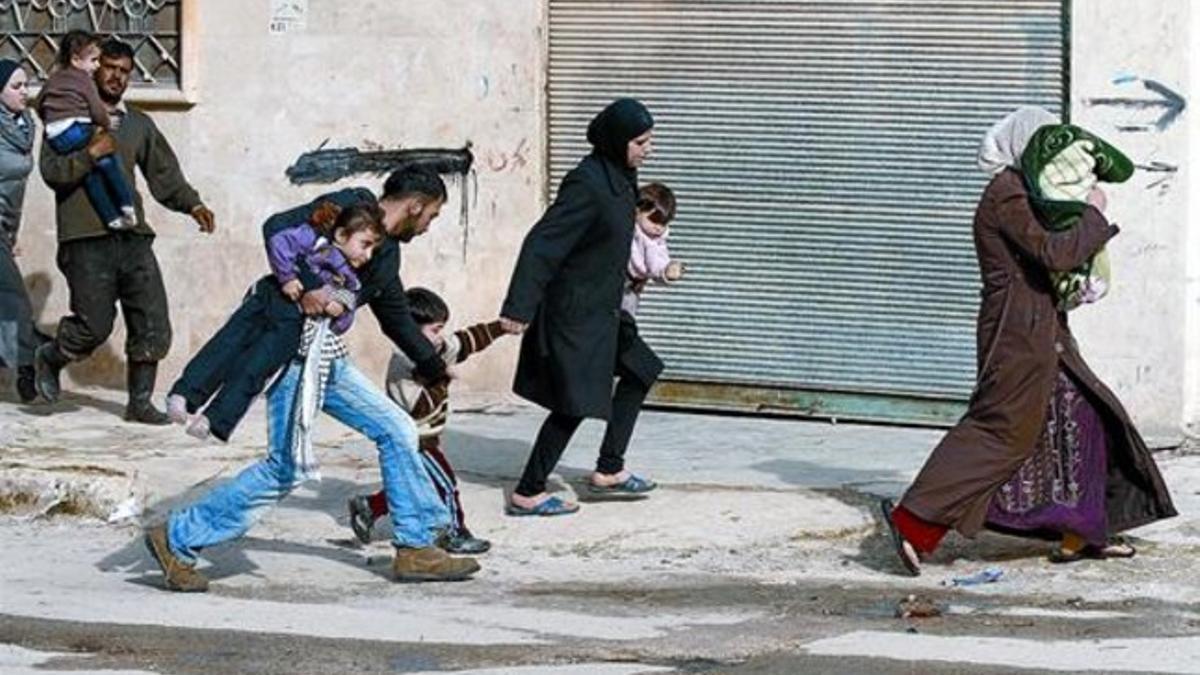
[348,287,506,554]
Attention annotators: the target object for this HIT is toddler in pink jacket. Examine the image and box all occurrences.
[623,182,684,315]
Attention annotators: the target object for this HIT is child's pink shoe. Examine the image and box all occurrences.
[186,415,211,440]
[166,394,188,425]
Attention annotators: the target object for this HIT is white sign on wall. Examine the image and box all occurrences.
[269,0,308,35]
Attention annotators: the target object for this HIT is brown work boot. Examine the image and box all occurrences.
[144,524,209,592]
[392,546,480,582]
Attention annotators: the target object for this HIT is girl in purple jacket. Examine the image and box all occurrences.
[167,204,384,440]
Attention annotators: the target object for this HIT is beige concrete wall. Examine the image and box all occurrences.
[16,0,546,401]
[1068,0,1192,441]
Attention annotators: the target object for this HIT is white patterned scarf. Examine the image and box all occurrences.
[290,316,349,482]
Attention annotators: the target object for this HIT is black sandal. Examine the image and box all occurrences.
[880,498,921,577]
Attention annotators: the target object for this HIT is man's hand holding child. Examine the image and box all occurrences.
[299,287,331,315]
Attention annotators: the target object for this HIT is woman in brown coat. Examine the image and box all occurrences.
[882,107,1176,576]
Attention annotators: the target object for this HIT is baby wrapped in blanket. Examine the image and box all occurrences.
[1020,123,1134,311]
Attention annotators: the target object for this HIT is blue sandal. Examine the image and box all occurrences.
[587,474,657,495]
[505,495,580,517]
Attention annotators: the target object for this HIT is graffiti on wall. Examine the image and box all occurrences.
[1085,77,1186,133]
[1086,76,1187,195]
[285,142,478,259]
[285,142,474,185]
[1134,161,1178,194]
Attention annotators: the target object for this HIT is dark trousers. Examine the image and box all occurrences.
[515,362,651,497]
[169,277,301,441]
[0,242,35,368]
[47,122,135,226]
[54,233,171,362]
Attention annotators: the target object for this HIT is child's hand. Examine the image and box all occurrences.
[1086,187,1108,213]
[324,301,346,318]
[281,279,303,301]
[665,261,685,281]
[499,317,527,334]
[86,129,118,159]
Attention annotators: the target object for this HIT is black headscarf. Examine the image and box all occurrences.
[0,60,20,93]
[587,98,653,187]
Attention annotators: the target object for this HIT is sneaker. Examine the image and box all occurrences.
[347,495,376,544]
[186,414,211,440]
[143,524,209,592]
[106,217,129,231]
[392,546,480,582]
[120,206,137,229]
[166,394,189,425]
[438,531,492,555]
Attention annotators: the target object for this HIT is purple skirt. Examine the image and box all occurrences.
[986,370,1109,546]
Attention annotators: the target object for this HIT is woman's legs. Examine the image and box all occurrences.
[892,504,950,555]
[0,245,37,401]
[514,411,583,502]
[593,371,650,481]
[988,371,1111,556]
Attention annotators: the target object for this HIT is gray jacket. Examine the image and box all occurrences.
[0,109,34,249]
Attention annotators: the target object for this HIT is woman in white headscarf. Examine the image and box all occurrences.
[879,107,1175,576]
[0,59,39,402]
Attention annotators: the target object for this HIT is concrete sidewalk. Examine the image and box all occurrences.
[0,386,941,535]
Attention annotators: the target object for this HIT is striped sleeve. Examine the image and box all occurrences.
[449,321,506,364]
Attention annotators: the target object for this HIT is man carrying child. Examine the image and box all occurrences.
[33,38,216,423]
[145,168,482,591]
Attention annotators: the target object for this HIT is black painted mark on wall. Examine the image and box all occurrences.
[1087,79,1186,132]
[1135,161,1178,173]
[1135,161,1178,193]
[286,142,474,185]
[286,142,477,259]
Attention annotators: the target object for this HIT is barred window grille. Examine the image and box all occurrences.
[0,0,182,90]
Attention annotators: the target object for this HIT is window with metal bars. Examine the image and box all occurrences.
[0,0,182,90]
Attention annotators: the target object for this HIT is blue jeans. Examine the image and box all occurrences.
[46,121,135,225]
[167,357,451,563]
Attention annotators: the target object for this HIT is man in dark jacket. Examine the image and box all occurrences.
[146,168,477,591]
[34,39,215,424]
[166,167,450,435]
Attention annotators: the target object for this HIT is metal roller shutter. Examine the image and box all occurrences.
[547,0,1066,425]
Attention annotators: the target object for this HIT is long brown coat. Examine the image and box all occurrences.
[900,169,1176,536]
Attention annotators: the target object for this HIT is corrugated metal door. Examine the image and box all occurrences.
[546,0,1066,425]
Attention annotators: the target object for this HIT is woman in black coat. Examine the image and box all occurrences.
[500,98,664,516]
